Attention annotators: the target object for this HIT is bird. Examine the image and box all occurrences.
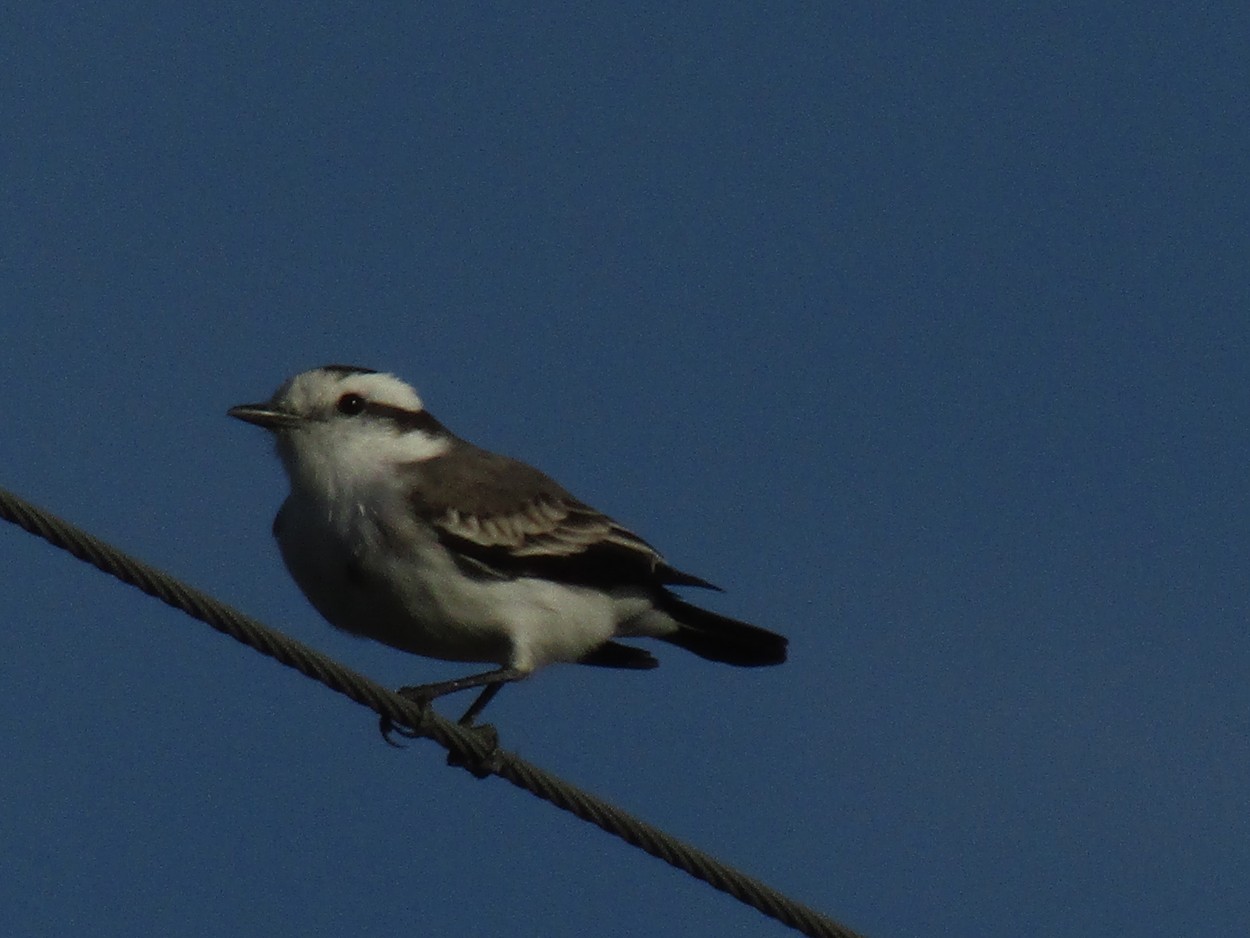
[228,365,787,727]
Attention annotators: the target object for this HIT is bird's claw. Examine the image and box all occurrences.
[381,685,503,775]
[378,685,437,746]
[447,722,502,779]
[378,714,425,747]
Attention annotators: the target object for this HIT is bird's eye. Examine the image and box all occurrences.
[336,393,366,416]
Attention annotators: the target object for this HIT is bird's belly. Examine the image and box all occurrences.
[274,502,618,669]
[276,506,509,664]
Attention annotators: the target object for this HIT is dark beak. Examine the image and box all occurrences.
[227,404,304,431]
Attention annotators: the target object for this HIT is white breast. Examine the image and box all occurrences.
[274,485,624,672]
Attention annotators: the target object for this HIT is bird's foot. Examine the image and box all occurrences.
[446,722,502,779]
[383,681,505,773]
[378,715,422,747]
[378,685,438,746]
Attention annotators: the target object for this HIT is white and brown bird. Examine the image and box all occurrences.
[229,365,787,725]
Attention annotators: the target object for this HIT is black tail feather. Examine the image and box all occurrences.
[579,641,660,670]
[656,593,788,667]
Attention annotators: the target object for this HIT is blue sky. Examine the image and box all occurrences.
[3,5,1248,937]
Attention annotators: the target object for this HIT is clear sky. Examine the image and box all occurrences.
[2,5,1248,937]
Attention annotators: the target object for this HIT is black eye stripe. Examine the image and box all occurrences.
[362,401,448,435]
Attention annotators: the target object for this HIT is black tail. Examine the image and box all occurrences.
[578,641,660,670]
[656,593,788,666]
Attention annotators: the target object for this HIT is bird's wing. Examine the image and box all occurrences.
[404,443,719,591]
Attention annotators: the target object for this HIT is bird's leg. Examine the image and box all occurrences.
[385,664,521,733]
[388,667,522,776]
[396,665,523,720]
[456,681,507,726]
[447,682,508,777]
[381,667,522,754]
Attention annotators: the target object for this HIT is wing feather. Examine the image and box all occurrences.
[404,444,719,590]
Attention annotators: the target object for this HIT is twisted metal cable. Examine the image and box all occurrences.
[1,484,866,938]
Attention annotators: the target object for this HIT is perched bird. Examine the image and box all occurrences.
[229,365,787,726]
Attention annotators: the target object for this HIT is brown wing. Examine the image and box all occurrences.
[404,443,720,591]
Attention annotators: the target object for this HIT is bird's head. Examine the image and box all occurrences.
[229,365,451,491]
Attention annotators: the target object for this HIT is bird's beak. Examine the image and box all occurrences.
[227,404,304,431]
